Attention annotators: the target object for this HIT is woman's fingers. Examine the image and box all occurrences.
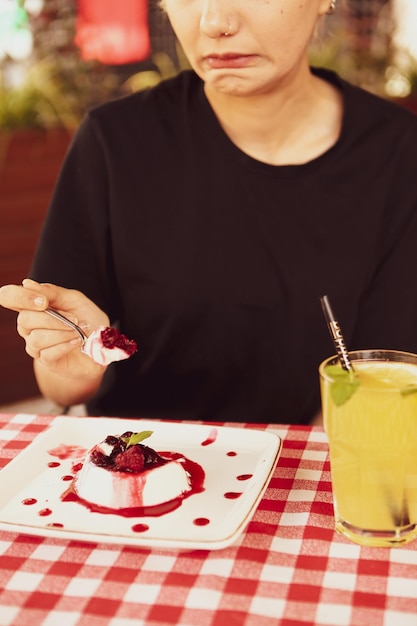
[2,281,107,390]
[22,279,110,331]
[17,310,81,358]
[22,279,76,309]
[2,281,110,373]
[0,283,48,312]
[24,329,82,360]
[18,309,79,336]
[2,280,109,330]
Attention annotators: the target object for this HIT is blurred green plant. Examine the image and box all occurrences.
[309,5,417,102]
[123,44,191,93]
[385,49,417,98]
[0,59,80,130]
[309,24,391,96]
[310,34,417,100]
[0,0,126,131]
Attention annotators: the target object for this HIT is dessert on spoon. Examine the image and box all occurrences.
[45,308,137,365]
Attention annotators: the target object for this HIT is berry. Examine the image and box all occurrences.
[114,446,145,472]
[104,435,119,446]
[100,328,137,355]
[90,432,165,473]
[141,445,167,468]
[91,448,112,468]
[109,442,125,462]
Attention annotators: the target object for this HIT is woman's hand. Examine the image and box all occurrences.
[0,279,110,405]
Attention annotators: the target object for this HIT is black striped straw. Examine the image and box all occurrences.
[320,295,354,372]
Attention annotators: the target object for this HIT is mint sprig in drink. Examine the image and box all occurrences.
[320,350,417,547]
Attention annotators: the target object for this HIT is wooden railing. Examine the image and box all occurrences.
[0,129,72,405]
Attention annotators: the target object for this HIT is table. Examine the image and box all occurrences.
[1,412,417,626]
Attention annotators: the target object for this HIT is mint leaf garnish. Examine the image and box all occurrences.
[122,431,153,448]
[324,366,360,407]
[325,365,348,378]
[401,385,417,398]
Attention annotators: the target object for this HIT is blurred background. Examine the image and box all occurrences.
[1,0,416,408]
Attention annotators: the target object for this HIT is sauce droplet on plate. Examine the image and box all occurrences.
[193,517,210,526]
[237,474,252,481]
[201,428,218,446]
[22,498,37,505]
[39,508,53,516]
[132,523,149,533]
[224,492,242,499]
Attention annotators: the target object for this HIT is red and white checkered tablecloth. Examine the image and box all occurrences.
[1,412,417,626]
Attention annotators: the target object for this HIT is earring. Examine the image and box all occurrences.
[326,0,336,14]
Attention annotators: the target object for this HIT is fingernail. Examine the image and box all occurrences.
[34,296,46,308]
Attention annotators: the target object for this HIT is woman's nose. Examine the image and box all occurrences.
[199,1,237,38]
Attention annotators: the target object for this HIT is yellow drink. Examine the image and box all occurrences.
[319,350,417,547]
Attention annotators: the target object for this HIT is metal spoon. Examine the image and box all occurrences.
[45,307,87,346]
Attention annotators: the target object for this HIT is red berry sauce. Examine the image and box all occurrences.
[201,428,218,446]
[237,474,253,481]
[132,523,149,533]
[224,492,242,500]
[47,444,87,460]
[193,517,210,526]
[22,498,37,506]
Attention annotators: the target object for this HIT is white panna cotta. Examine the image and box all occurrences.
[75,434,191,510]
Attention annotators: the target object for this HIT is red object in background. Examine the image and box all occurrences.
[75,0,150,64]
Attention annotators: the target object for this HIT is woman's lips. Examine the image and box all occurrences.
[204,54,256,69]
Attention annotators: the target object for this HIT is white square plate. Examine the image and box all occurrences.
[0,417,281,550]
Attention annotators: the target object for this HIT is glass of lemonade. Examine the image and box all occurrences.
[319,349,417,547]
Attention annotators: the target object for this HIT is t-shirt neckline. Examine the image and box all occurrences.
[198,67,348,177]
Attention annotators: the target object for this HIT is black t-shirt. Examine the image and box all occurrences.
[31,68,417,423]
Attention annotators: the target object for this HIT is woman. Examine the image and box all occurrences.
[1,0,417,423]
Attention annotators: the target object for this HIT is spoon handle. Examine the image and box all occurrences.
[45,308,87,344]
